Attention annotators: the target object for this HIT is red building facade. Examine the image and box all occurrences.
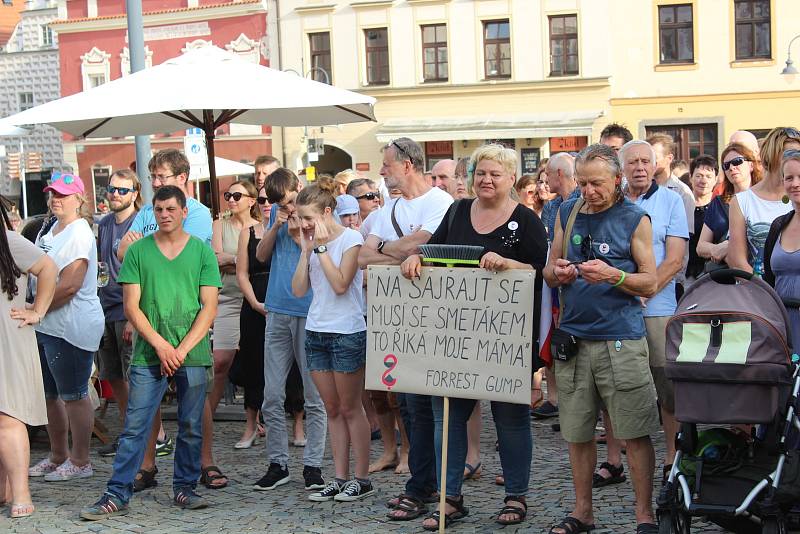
[51,0,274,209]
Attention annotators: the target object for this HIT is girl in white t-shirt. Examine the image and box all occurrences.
[291,177,374,503]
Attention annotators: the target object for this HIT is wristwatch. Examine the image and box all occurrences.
[313,245,328,254]
[377,240,386,254]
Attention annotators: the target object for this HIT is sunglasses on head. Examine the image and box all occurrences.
[390,140,413,163]
[50,171,77,185]
[722,156,749,172]
[784,149,800,158]
[783,127,800,140]
[107,185,134,196]
[256,196,269,205]
[356,192,379,201]
[224,191,251,202]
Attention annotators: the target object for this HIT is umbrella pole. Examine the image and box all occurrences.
[438,396,449,534]
[203,112,220,218]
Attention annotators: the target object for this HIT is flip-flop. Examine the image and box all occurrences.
[463,461,482,480]
[549,515,595,534]
[10,503,35,518]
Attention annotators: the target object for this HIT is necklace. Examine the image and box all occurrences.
[471,198,511,233]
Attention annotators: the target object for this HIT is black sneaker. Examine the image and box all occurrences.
[334,480,375,502]
[253,463,290,491]
[531,401,559,419]
[155,435,174,457]
[308,480,341,502]
[98,438,119,457]
[303,465,326,490]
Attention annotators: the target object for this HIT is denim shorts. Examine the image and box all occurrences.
[305,330,366,373]
[37,332,94,401]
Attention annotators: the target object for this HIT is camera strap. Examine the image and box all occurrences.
[557,198,584,323]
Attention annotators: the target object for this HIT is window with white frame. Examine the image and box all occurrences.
[40,25,53,47]
[81,47,111,91]
[19,92,33,111]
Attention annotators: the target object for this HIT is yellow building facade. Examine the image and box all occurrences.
[276,0,800,176]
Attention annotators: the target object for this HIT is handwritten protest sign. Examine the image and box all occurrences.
[365,266,535,404]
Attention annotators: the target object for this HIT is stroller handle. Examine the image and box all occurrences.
[708,268,754,284]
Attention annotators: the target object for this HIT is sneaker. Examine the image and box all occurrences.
[98,439,119,457]
[303,465,326,490]
[80,493,129,521]
[155,435,174,457]
[531,401,559,419]
[44,459,93,481]
[28,458,59,477]
[308,480,341,502]
[334,479,375,502]
[173,489,208,510]
[253,463,290,491]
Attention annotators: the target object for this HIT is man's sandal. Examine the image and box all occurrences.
[496,496,527,525]
[386,494,428,520]
[422,496,469,531]
[200,465,228,489]
[592,462,626,488]
[549,516,596,534]
[133,466,158,492]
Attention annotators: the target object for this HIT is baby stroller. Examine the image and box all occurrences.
[658,269,800,534]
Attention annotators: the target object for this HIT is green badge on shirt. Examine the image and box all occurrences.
[572,234,582,245]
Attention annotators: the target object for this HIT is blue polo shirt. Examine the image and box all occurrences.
[631,181,689,317]
[541,187,581,240]
[130,197,212,245]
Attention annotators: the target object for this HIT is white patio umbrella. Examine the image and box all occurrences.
[190,157,254,180]
[0,123,30,136]
[0,46,376,215]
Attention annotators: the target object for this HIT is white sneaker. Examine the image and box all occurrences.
[44,459,93,481]
[29,458,59,477]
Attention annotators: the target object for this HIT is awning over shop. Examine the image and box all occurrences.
[375,110,604,143]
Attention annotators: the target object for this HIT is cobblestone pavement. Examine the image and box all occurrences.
[1,401,788,533]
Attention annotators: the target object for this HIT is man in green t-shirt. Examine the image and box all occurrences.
[81,186,221,520]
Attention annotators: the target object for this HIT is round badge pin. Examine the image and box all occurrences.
[599,242,610,254]
[508,221,519,231]
[572,234,582,245]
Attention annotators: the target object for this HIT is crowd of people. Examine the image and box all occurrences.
[0,123,799,532]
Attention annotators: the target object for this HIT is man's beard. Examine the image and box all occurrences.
[110,199,133,213]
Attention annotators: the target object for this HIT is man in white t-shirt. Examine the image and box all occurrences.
[358,137,452,518]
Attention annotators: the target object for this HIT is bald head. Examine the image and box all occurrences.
[545,152,576,197]
[729,130,759,155]
[431,159,458,198]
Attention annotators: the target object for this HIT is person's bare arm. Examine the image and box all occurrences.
[543,211,574,288]
[255,219,281,263]
[726,198,752,272]
[291,240,312,298]
[117,231,142,261]
[212,219,236,273]
[380,231,432,261]
[318,245,362,295]
[358,234,403,267]
[236,227,265,314]
[175,285,219,360]
[11,255,57,326]
[123,283,181,375]
[655,236,687,293]
[696,224,716,260]
[49,259,88,310]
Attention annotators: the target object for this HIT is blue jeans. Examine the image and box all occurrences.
[431,397,532,497]
[403,393,437,499]
[37,332,94,401]
[106,365,207,503]
[305,330,366,373]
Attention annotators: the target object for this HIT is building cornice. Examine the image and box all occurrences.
[293,3,336,14]
[359,76,610,99]
[405,0,452,5]
[49,0,265,34]
[610,89,800,106]
[349,0,393,10]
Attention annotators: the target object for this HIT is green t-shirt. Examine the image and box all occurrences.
[117,234,221,367]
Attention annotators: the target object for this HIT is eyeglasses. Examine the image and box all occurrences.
[356,192,379,201]
[224,191,252,202]
[50,171,78,185]
[256,197,269,205]
[722,156,749,172]
[150,174,176,183]
[107,185,134,196]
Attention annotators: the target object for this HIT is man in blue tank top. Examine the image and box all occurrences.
[543,144,661,534]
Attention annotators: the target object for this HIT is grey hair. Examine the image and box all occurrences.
[547,152,576,178]
[382,137,425,173]
[619,139,657,168]
[346,177,375,195]
[575,143,622,178]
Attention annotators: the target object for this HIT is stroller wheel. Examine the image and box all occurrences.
[760,518,786,534]
[658,509,691,534]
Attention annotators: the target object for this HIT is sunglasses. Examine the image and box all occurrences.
[722,156,748,172]
[224,192,252,202]
[784,149,800,158]
[567,235,596,265]
[783,127,800,140]
[50,171,78,185]
[107,185,134,196]
[256,197,269,205]
[356,192,380,201]
[391,140,412,162]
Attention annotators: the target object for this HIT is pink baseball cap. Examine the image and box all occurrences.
[44,171,85,195]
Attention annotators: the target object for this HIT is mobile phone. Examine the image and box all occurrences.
[566,260,584,266]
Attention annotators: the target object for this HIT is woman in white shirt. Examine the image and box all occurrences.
[27,173,105,483]
[292,176,374,503]
[728,127,800,275]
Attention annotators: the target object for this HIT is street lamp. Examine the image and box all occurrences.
[781,34,800,75]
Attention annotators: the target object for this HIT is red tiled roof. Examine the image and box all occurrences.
[50,0,262,26]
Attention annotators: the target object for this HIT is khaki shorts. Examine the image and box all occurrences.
[555,337,660,443]
[644,316,675,413]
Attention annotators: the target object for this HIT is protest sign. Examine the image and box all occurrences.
[365,266,535,404]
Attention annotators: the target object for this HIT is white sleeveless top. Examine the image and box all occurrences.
[736,189,792,273]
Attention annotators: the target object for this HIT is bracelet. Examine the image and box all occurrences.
[613,270,626,287]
